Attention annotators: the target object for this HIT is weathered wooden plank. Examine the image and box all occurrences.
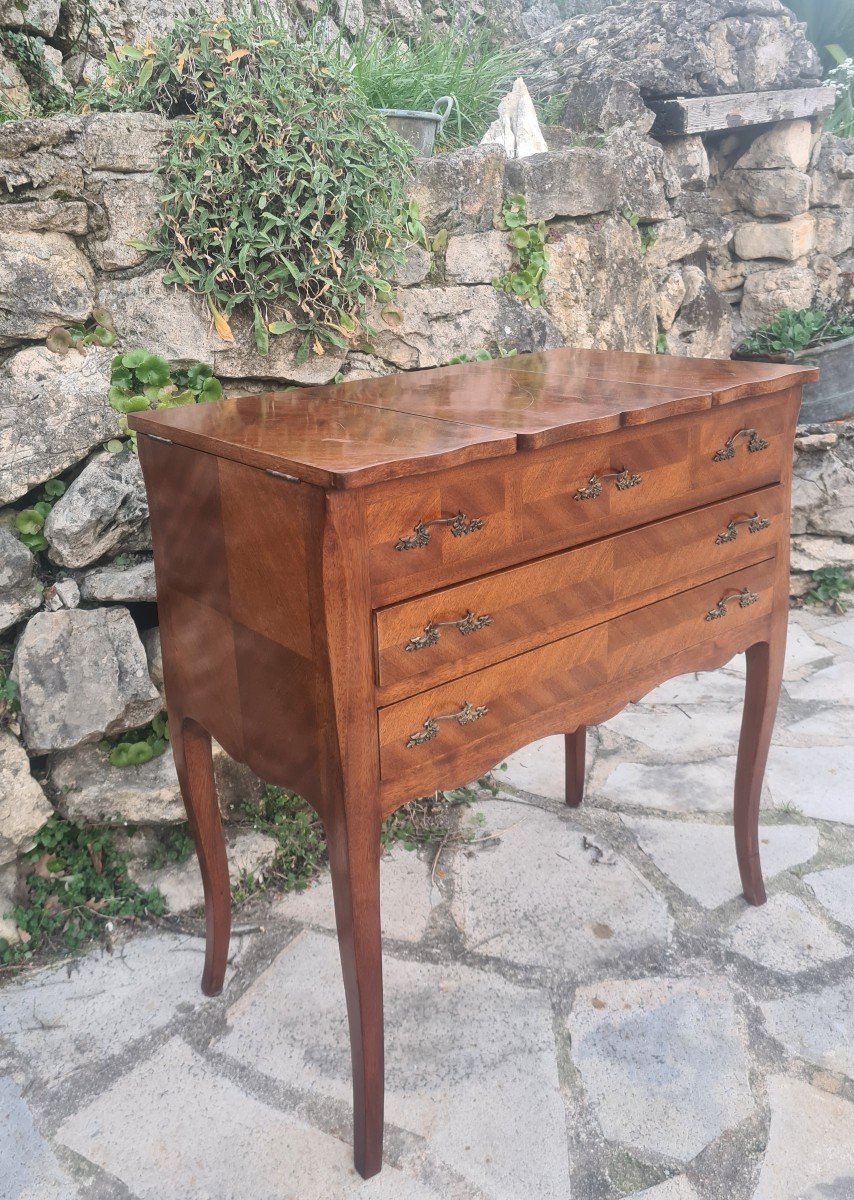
[651,86,836,135]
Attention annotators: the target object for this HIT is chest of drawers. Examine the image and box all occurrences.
[130,347,817,1179]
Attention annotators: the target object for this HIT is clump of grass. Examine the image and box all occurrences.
[338,20,532,148]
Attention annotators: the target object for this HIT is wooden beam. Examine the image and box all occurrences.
[650,86,836,136]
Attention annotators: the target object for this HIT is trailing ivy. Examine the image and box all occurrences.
[79,13,415,362]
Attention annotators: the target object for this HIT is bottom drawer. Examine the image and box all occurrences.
[378,559,777,789]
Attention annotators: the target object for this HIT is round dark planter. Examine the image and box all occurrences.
[733,334,854,423]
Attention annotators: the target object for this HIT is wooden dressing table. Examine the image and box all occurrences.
[130,347,817,1179]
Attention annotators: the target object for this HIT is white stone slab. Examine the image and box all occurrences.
[822,615,854,650]
[605,705,743,757]
[274,845,435,943]
[622,818,818,908]
[804,864,854,931]
[218,930,571,1200]
[0,1076,79,1199]
[628,1179,702,1200]
[449,799,672,968]
[57,1036,441,1200]
[765,746,854,825]
[568,976,754,1163]
[637,672,747,706]
[599,759,738,814]
[0,933,243,1087]
[786,708,854,740]
[753,1075,854,1200]
[501,734,573,801]
[782,620,835,679]
[786,663,854,706]
[727,894,849,973]
[761,978,854,1078]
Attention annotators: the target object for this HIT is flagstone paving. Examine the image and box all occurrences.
[1,607,853,1200]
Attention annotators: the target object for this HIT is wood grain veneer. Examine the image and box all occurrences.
[129,347,815,1181]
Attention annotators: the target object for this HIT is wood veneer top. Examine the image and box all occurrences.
[129,348,818,487]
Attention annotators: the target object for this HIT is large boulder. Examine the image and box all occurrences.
[663,266,733,359]
[607,125,669,222]
[726,168,811,218]
[543,215,657,353]
[0,114,85,197]
[85,172,161,271]
[735,120,812,173]
[0,731,53,865]
[445,232,513,285]
[98,270,219,363]
[792,426,854,540]
[44,451,150,569]
[0,230,95,345]
[408,145,506,236]
[661,137,710,199]
[12,607,162,753]
[79,559,157,603]
[740,264,817,329]
[810,134,854,209]
[2,199,89,233]
[504,147,622,222]
[369,285,562,369]
[0,0,60,37]
[0,346,116,505]
[0,526,42,633]
[529,1,821,101]
[734,214,817,262]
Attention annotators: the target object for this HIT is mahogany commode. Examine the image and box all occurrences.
[129,347,817,1180]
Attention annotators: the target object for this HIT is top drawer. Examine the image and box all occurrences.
[365,390,798,605]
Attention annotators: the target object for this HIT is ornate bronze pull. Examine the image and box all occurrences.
[405,700,489,748]
[713,429,769,462]
[405,610,493,652]
[574,468,642,501]
[705,588,759,621]
[395,511,485,551]
[715,513,771,544]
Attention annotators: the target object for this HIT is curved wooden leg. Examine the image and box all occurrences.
[326,809,384,1180]
[735,629,786,906]
[171,716,231,995]
[565,727,587,808]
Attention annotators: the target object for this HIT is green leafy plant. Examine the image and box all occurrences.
[108,350,222,450]
[338,19,530,148]
[826,48,854,138]
[493,195,548,308]
[0,29,69,118]
[45,308,117,354]
[146,824,194,870]
[738,306,854,358]
[14,478,66,552]
[0,818,165,967]
[0,655,19,729]
[807,566,853,613]
[99,712,170,768]
[80,12,415,361]
[448,347,518,364]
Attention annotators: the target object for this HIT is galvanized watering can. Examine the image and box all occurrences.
[378,96,455,156]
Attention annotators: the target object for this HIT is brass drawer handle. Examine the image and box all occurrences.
[713,429,769,461]
[405,610,493,652]
[405,700,489,748]
[395,511,485,551]
[574,468,642,501]
[715,513,771,544]
[705,588,759,621]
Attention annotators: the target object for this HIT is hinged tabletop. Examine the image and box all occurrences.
[128,348,819,487]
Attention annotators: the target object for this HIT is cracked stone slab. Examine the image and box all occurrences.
[275,845,435,943]
[765,746,854,825]
[786,663,854,706]
[761,979,854,1079]
[501,733,595,801]
[804,864,854,932]
[568,976,754,1163]
[786,708,854,741]
[0,1076,79,1199]
[56,1036,442,1200]
[638,671,746,706]
[628,1180,702,1200]
[822,615,854,650]
[218,929,570,1200]
[598,758,737,815]
[753,1075,854,1200]
[0,933,244,1088]
[604,705,743,758]
[450,799,672,968]
[721,621,831,683]
[727,894,849,974]
[621,818,818,908]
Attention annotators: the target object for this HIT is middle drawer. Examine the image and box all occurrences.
[374,483,784,697]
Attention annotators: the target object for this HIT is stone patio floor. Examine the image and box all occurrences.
[2,607,854,1200]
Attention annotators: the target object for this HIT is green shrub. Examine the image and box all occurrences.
[738,306,854,358]
[79,12,415,361]
[339,20,530,148]
[493,195,548,308]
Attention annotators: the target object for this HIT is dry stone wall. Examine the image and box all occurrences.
[1,5,853,933]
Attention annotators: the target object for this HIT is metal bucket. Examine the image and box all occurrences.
[378,96,455,156]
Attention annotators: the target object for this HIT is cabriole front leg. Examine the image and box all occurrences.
[734,625,787,906]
